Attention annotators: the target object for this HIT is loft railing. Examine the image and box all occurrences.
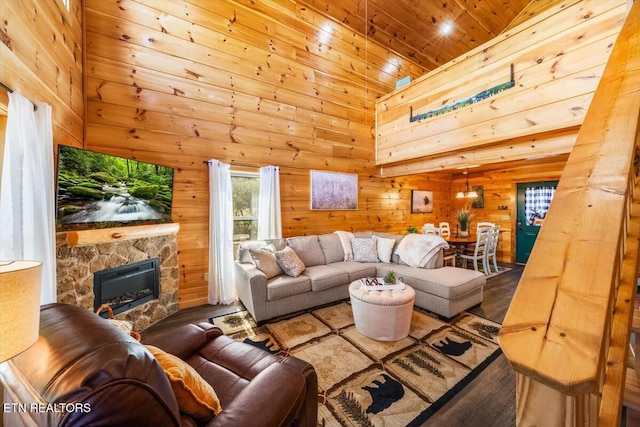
[499,1,640,426]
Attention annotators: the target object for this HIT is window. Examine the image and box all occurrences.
[524,186,556,226]
[231,172,259,242]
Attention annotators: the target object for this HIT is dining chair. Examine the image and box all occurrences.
[476,222,494,234]
[422,224,440,235]
[459,226,491,274]
[439,222,451,239]
[484,225,500,274]
[438,222,456,266]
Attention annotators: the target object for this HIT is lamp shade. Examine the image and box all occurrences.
[0,261,42,363]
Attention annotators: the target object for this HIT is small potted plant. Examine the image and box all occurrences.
[455,205,474,237]
[383,270,397,285]
[406,226,418,234]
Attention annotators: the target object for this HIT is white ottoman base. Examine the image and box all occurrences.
[348,281,416,341]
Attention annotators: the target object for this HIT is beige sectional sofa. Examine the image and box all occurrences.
[234,231,486,323]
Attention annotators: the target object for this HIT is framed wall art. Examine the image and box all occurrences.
[310,170,358,210]
[411,190,434,213]
[471,185,485,209]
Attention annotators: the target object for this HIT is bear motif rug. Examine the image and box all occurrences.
[211,301,501,426]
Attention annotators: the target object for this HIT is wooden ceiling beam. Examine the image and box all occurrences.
[379,127,578,177]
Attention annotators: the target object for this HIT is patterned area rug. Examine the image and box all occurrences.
[210,302,501,426]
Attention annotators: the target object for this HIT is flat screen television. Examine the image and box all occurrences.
[56,145,174,230]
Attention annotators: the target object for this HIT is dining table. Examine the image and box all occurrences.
[444,235,477,245]
[444,235,478,267]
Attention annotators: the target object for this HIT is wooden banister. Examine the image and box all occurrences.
[500,1,640,425]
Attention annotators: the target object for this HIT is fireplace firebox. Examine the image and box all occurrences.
[94,258,160,316]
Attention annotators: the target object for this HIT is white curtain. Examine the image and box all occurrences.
[207,159,235,305]
[257,165,282,240]
[0,92,56,304]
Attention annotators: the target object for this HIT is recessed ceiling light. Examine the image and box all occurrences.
[440,22,453,35]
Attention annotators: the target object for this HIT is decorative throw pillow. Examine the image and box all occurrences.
[351,238,380,263]
[274,246,306,277]
[249,246,283,279]
[237,241,267,265]
[375,236,396,263]
[145,345,222,421]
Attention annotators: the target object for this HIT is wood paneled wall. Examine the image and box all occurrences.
[451,158,568,263]
[84,0,432,308]
[0,0,83,147]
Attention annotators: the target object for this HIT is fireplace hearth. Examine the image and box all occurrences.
[56,229,179,331]
[94,258,160,316]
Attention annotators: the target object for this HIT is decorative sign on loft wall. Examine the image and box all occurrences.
[409,64,515,122]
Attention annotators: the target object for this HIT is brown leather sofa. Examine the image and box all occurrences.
[0,303,317,427]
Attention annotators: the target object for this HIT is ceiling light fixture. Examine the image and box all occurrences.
[455,170,478,199]
[440,22,453,36]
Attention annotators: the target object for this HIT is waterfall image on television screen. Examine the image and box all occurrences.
[56,146,174,228]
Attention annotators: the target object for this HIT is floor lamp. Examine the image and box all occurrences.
[0,261,42,363]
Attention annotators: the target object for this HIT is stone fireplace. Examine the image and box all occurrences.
[93,257,160,315]
[56,225,179,331]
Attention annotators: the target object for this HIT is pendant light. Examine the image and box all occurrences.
[456,170,478,199]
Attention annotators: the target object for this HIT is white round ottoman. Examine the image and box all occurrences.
[348,280,416,341]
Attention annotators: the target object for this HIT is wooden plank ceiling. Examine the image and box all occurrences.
[300,0,532,76]
[298,0,567,175]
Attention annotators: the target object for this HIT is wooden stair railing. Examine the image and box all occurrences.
[499,1,640,426]
[623,304,640,423]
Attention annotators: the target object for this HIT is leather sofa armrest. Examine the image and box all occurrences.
[280,357,318,427]
[143,322,224,360]
[208,360,315,427]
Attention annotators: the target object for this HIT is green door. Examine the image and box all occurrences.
[516,181,558,264]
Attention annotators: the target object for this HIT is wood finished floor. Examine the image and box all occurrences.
[143,264,524,427]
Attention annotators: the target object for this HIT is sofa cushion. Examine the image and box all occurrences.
[275,246,306,277]
[267,275,312,301]
[265,238,287,251]
[318,234,344,264]
[353,231,373,238]
[329,261,378,282]
[302,265,349,292]
[237,240,268,264]
[286,235,326,267]
[249,247,283,279]
[351,238,380,263]
[145,345,222,422]
[376,265,485,300]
